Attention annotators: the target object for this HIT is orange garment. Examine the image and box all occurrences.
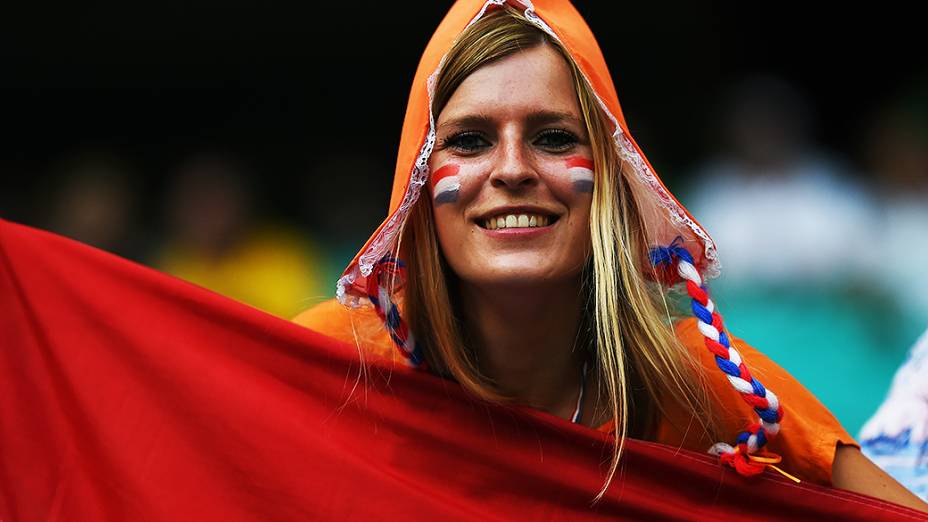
[293,298,860,487]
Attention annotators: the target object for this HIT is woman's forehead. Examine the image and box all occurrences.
[437,109,583,133]
[437,45,580,124]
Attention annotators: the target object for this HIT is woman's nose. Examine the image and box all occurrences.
[488,138,539,190]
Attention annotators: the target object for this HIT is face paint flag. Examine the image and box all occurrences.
[566,156,594,193]
[431,164,461,204]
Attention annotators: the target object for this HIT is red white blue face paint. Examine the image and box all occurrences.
[565,156,594,194]
[431,163,461,205]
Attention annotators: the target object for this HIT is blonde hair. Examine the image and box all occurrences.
[389,6,723,503]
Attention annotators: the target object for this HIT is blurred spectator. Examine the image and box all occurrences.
[42,150,147,261]
[300,150,393,293]
[685,74,878,284]
[856,78,928,498]
[681,74,908,435]
[859,327,928,501]
[864,80,928,324]
[154,152,333,319]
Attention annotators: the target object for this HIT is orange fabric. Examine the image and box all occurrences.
[293,298,860,487]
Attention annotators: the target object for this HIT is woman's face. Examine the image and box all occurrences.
[428,43,594,291]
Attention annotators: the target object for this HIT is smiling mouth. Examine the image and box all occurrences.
[478,213,560,230]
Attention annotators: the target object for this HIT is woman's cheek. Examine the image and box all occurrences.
[431,161,490,206]
[539,155,595,196]
[564,155,594,194]
[430,163,461,205]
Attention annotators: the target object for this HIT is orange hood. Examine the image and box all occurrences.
[336,0,719,306]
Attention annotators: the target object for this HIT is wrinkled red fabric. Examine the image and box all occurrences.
[1,219,924,521]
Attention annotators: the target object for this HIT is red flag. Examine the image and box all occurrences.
[1,219,924,520]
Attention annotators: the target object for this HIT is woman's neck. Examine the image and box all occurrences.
[458,278,589,422]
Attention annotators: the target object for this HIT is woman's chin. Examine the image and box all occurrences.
[459,264,580,290]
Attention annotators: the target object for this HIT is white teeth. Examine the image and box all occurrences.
[483,213,553,230]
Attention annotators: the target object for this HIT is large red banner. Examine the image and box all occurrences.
[1,219,923,521]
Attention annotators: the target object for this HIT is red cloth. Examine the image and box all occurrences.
[1,219,925,521]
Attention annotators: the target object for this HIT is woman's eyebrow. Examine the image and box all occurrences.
[437,110,581,131]
[525,110,582,127]
[437,113,495,132]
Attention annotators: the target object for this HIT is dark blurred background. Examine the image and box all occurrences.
[1,1,926,436]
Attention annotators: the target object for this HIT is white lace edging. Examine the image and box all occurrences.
[337,0,719,306]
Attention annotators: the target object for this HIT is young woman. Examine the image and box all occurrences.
[295,0,928,512]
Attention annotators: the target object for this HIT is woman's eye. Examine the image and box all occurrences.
[442,132,490,153]
[535,129,578,151]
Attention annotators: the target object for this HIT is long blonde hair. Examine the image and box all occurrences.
[390,5,723,503]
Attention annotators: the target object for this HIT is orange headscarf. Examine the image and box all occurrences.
[335,0,718,307]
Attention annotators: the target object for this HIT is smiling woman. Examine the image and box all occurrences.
[429,42,594,292]
[292,0,928,512]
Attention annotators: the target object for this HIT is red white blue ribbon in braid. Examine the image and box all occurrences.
[649,236,788,480]
[367,256,428,370]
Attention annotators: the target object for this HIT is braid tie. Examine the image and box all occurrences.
[650,237,793,481]
[366,256,428,370]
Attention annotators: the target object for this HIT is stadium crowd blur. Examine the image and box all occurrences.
[2,1,925,497]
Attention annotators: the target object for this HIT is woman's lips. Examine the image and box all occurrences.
[477,219,556,238]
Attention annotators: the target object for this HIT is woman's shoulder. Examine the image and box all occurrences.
[291,298,354,331]
[665,316,860,486]
[292,298,399,361]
